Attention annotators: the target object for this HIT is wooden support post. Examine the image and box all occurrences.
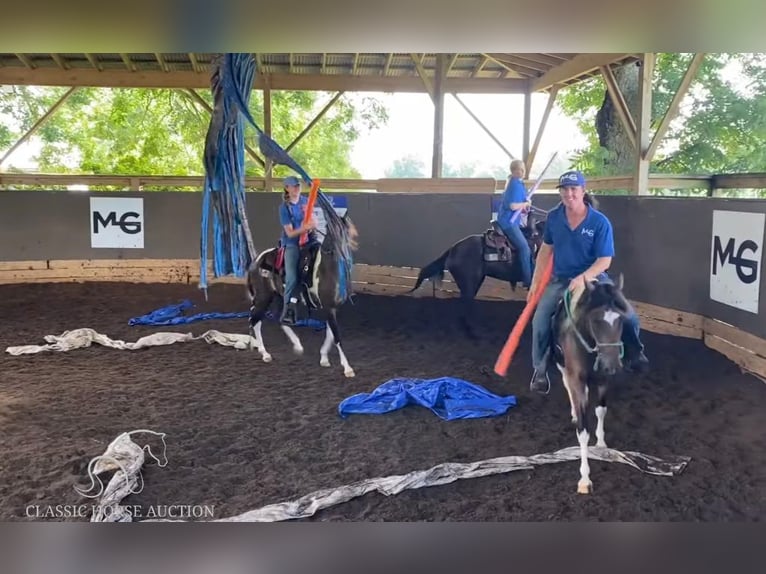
[286,91,344,152]
[522,86,531,167]
[452,94,514,159]
[600,65,638,150]
[526,85,559,174]
[646,53,705,162]
[635,53,655,195]
[432,54,446,178]
[263,75,273,191]
[0,86,78,168]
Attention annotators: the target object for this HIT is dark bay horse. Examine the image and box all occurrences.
[408,215,545,335]
[246,214,359,377]
[551,274,633,494]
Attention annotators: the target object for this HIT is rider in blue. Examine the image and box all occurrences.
[528,170,649,394]
[279,175,316,325]
[497,159,533,288]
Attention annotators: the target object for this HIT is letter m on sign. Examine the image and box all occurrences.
[709,210,765,314]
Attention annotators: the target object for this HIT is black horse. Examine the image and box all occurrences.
[408,214,546,335]
[245,214,359,378]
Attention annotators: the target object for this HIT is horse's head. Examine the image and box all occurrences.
[572,274,632,376]
[523,214,546,255]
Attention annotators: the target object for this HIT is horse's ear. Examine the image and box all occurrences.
[616,272,624,291]
[585,278,596,291]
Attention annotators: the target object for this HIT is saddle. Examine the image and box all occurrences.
[274,241,322,307]
[483,221,514,262]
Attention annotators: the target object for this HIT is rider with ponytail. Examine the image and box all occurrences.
[527,170,648,394]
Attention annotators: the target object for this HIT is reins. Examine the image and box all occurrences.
[563,288,624,369]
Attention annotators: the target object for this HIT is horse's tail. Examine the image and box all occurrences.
[408,250,449,293]
[245,261,257,302]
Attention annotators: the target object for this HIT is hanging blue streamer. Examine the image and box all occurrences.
[200,53,354,302]
[128,300,326,330]
[200,53,257,293]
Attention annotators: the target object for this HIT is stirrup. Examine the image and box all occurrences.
[530,369,551,395]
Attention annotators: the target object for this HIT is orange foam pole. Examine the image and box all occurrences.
[493,255,554,377]
[300,179,320,246]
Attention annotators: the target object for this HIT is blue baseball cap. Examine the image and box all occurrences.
[557,170,586,188]
[283,175,301,187]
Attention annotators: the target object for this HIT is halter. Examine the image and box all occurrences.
[563,288,624,371]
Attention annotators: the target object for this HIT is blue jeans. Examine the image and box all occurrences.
[282,244,300,309]
[531,273,644,372]
[498,221,532,287]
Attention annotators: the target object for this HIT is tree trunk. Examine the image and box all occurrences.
[595,63,640,174]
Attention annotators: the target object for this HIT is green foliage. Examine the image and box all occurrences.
[556,53,766,192]
[384,154,426,177]
[0,85,389,189]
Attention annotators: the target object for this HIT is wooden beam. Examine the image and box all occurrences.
[263,76,273,189]
[531,53,633,91]
[84,53,101,71]
[50,54,68,70]
[446,53,459,74]
[286,91,344,152]
[188,53,201,73]
[154,53,169,72]
[0,68,529,93]
[635,53,655,195]
[522,89,531,163]
[487,54,548,73]
[526,85,559,174]
[645,53,705,162]
[410,53,434,100]
[0,87,78,168]
[600,64,638,150]
[481,53,525,78]
[15,53,35,69]
[119,53,135,72]
[472,55,488,77]
[185,89,265,168]
[451,94,514,159]
[383,53,393,76]
[432,54,446,178]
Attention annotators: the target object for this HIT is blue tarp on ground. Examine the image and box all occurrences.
[338,377,517,421]
[128,300,325,330]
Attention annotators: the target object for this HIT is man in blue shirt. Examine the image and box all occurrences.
[496,159,533,287]
[279,175,316,325]
[528,170,649,394]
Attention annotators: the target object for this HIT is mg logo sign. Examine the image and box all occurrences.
[90,197,144,249]
[710,210,765,313]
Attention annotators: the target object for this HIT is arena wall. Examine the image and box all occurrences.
[1,190,764,380]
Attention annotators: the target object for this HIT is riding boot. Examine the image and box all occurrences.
[623,344,649,374]
[280,301,298,326]
[530,357,551,395]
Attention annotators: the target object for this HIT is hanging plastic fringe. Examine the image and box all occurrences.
[199,53,258,295]
[211,53,355,302]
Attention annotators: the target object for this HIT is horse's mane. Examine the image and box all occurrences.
[574,279,631,318]
[315,194,357,299]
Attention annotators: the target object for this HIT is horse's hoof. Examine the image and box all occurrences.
[344,369,356,378]
[293,346,304,355]
[262,353,273,363]
[596,441,607,448]
[577,480,592,494]
[320,357,330,367]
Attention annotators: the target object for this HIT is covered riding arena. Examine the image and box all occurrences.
[1,53,765,521]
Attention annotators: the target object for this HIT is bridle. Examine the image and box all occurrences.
[563,288,625,371]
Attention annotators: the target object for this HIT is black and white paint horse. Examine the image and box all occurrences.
[245,214,359,378]
[551,274,633,494]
